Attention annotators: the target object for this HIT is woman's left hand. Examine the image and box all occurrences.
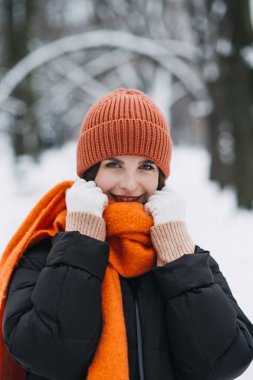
[144,185,187,225]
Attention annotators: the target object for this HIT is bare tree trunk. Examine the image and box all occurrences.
[225,0,253,208]
[190,0,253,208]
[3,0,39,157]
[207,59,236,188]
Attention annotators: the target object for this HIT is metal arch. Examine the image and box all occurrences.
[0,30,208,108]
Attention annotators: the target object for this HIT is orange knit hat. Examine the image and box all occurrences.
[76,88,173,179]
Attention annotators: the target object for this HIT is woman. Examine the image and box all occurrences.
[1,88,253,380]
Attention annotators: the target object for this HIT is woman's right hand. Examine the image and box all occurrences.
[65,178,108,218]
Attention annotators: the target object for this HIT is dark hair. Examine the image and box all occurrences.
[81,162,166,190]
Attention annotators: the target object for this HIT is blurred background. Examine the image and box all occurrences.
[0,0,253,377]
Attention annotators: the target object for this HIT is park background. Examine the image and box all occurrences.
[0,0,253,378]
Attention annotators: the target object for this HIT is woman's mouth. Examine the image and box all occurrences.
[110,194,143,202]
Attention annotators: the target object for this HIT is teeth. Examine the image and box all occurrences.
[114,196,139,202]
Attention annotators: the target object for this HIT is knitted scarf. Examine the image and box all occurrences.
[0,181,156,380]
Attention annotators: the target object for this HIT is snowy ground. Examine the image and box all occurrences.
[1,136,253,378]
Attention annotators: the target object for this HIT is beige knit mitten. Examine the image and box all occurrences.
[150,221,195,266]
[65,178,108,241]
[66,212,106,241]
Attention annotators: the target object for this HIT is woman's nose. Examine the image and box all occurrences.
[118,175,140,192]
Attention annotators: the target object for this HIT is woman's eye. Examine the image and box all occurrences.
[105,162,154,170]
[141,164,154,170]
[106,162,120,168]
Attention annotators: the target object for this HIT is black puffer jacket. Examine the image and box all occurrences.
[3,231,253,380]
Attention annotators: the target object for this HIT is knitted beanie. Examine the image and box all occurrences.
[76,88,173,179]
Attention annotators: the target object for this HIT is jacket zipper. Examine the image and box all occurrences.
[134,296,145,380]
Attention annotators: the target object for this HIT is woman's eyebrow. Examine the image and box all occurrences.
[107,157,155,164]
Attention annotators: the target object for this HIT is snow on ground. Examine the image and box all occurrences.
[1,136,253,378]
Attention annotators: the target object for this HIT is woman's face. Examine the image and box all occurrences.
[95,155,159,204]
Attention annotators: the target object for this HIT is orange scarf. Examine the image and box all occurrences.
[0,181,156,380]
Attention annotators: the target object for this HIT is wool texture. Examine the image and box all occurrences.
[76,88,172,179]
[0,181,156,380]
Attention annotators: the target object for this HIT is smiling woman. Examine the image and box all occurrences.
[81,155,166,204]
[95,155,159,204]
[1,88,253,380]
[81,159,166,196]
